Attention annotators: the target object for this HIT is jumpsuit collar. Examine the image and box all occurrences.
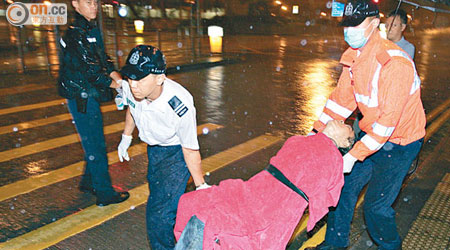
[340,30,382,68]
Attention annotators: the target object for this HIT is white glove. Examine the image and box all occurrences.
[116,79,127,88]
[118,134,132,162]
[343,153,358,174]
[196,183,211,190]
[115,87,123,96]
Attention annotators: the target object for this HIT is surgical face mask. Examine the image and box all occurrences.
[344,20,376,49]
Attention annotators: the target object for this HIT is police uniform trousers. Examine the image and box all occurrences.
[324,135,423,250]
[68,97,115,198]
[146,144,191,250]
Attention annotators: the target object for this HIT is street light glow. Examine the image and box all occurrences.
[43,0,51,6]
[281,5,288,11]
[320,11,327,16]
[275,1,282,5]
[118,6,128,17]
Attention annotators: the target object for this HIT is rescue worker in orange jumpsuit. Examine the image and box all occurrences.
[307,0,425,249]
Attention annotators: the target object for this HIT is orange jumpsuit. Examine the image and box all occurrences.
[314,31,426,161]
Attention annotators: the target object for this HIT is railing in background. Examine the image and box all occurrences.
[0,17,213,75]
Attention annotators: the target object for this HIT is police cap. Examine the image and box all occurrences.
[120,45,166,80]
[340,0,379,27]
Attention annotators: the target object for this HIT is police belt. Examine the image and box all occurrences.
[265,164,309,202]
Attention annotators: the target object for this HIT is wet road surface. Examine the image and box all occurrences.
[0,27,449,249]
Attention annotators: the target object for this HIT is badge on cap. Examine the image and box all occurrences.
[344,2,354,16]
[129,51,140,65]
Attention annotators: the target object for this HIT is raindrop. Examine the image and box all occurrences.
[244,111,248,115]
[276,66,281,71]
[366,240,373,247]
[88,155,95,161]
[324,39,328,43]
[269,121,273,125]
[305,20,311,26]
[206,172,210,176]
[202,127,209,135]
[248,131,252,136]
[61,102,65,105]
[52,218,56,222]
[232,111,235,115]
[18,138,22,141]
[117,50,123,57]
[249,25,253,30]
[130,206,135,210]
[300,39,307,46]
[177,42,183,48]
[81,92,88,98]
[418,51,421,54]
[433,54,436,58]
[403,197,409,202]
[20,209,26,214]
[15,143,21,148]
[10,206,14,210]
[176,66,180,70]
[72,120,75,124]
[13,127,18,132]
[337,232,341,236]
[326,1,333,8]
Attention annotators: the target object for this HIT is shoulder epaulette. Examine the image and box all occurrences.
[168,96,188,117]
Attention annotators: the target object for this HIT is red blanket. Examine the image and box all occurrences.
[174,133,344,249]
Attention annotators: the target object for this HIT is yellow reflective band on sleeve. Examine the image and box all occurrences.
[319,112,333,125]
[361,134,384,151]
[372,122,395,137]
[325,99,353,118]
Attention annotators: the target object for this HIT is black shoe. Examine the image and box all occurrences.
[79,185,96,195]
[305,242,347,250]
[96,191,130,207]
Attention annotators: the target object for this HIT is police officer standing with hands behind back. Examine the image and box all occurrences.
[307,0,425,249]
[117,45,209,249]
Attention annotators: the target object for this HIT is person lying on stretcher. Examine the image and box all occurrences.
[174,120,355,250]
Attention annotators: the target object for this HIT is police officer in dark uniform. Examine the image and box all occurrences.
[58,0,129,206]
[118,45,209,249]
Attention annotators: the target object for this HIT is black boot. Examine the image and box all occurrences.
[96,191,130,206]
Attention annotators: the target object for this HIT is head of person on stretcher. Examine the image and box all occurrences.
[322,120,355,155]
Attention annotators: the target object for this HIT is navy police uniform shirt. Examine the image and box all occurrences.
[122,78,199,150]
